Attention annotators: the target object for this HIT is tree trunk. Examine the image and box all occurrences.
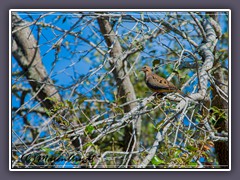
[212,68,229,168]
[12,12,80,149]
[97,17,141,160]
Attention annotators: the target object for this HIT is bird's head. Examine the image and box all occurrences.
[141,66,152,73]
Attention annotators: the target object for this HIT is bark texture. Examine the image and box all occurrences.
[12,13,62,108]
[12,13,80,149]
[212,68,229,168]
[97,17,141,156]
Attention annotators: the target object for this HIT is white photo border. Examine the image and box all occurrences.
[9,9,231,171]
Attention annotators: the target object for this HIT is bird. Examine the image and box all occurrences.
[141,65,182,94]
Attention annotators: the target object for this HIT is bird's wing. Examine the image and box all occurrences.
[146,73,177,91]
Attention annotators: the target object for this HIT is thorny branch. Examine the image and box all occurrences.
[11,11,229,169]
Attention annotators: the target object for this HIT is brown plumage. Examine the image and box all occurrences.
[141,66,182,94]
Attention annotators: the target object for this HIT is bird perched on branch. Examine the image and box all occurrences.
[141,65,182,95]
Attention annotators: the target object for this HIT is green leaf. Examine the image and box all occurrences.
[173,150,182,158]
[195,118,200,123]
[83,142,94,150]
[41,147,54,155]
[152,59,160,67]
[65,100,73,109]
[186,145,198,152]
[188,162,198,168]
[185,130,194,135]
[85,125,95,134]
[151,155,165,165]
[78,96,87,106]
[156,120,164,130]
[45,108,51,116]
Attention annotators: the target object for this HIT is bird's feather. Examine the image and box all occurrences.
[146,73,177,91]
[142,65,182,94]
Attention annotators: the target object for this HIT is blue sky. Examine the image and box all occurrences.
[11,12,229,167]
[12,10,229,128]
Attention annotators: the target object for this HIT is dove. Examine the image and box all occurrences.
[141,65,182,94]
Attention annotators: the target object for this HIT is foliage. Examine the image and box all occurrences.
[11,11,229,169]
